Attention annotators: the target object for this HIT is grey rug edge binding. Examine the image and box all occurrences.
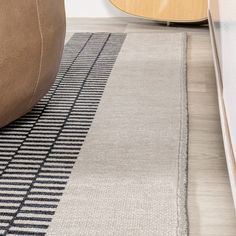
[177,32,189,236]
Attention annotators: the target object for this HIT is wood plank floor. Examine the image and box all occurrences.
[66,17,236,236]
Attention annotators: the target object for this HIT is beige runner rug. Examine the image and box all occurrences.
[46,33,188,236]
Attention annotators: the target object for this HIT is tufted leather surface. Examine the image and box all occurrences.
[0,0,66,128]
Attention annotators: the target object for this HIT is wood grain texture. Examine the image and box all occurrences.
[110,0,208,23]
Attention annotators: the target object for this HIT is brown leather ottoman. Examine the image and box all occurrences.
[0,0,66,128]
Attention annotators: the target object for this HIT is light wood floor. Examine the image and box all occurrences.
[66,17,236,236]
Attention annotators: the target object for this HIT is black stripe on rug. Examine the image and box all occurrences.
[0,33,126,236]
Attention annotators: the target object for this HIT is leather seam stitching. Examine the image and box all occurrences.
[28,0,44,109]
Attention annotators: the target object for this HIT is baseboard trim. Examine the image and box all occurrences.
[208,10,236,209]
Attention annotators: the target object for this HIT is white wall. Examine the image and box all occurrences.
[210,0,236,157]
[65,0,126,17]
[217,0,236,158]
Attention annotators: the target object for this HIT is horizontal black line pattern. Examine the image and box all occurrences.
[0,33,126,236]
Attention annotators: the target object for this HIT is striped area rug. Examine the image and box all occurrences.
[0,32,188,236]
[0,33,126,235]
